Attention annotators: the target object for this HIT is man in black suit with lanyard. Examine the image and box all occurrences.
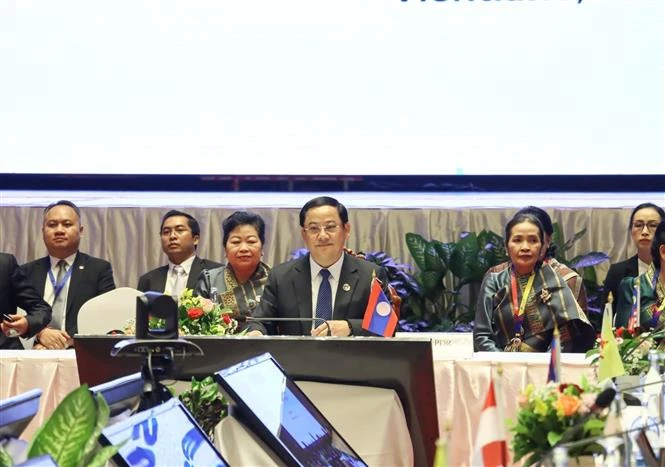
[137,210,222,296]
[20,200,116,349]
[247,196,387,337]
[0,253,52,349]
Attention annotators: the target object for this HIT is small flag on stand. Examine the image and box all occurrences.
[598,293,625,381]
[471,368,508,467]
[627,276,641,332]
[547,324,562,383]
[361,276,398,337]
[432,437,448,467]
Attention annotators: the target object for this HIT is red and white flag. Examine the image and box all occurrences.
[471,372,508,467]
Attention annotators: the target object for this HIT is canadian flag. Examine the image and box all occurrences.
[471,376,508,467]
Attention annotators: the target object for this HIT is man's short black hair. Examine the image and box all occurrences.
[160,210,200,237]
[43,200,81,221]
[299,196,349,227]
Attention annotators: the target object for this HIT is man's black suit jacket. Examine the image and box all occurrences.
[249,253,387,336]
[19,252,116,336]
[136,256,223,293]
[0,253,52,349]
[603,254,639,315]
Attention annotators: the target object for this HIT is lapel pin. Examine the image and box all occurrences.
[342,283,351,292]
[79,265,84,270]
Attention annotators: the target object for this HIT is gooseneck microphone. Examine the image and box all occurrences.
[236,316,333,337]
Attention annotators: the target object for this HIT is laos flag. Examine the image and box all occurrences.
[362,277,398,337]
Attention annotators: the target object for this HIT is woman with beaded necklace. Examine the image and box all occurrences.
[474,212,595,352]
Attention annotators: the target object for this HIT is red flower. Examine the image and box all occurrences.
[187,307,204,320]
[616,327,625,338]
[222,314,231,325]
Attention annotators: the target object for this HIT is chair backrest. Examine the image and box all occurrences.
[77,287,143,335]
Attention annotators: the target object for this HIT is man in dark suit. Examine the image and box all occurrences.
[20,200,116,349]
[247,196,387,337]
[0,253,52,349]
[603,202,665,315]
[137,210,222,296]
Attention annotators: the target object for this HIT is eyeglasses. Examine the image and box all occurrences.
[303,224,340,236]
[631,221,660,232]
[161,227,191,236]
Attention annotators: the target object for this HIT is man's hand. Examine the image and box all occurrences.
[310,320,351,337]
[246,330,264,337]
[1,314,29,337]
[35,328,71,349]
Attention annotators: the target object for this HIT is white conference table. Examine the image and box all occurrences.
[0,349,595,466]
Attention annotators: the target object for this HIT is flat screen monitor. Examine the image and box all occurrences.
[99,397,228,467]
[89,372,143,418]
[0,389,42,439]
[216,352,366,467]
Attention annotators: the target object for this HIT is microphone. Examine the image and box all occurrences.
[236,316,332,337]
[550,419,664,463]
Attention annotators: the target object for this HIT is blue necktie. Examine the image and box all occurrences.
[315,269,333,321]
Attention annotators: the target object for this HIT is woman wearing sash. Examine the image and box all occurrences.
[195,211,271,318]
[615,220,665,330]
[474,212,595,352]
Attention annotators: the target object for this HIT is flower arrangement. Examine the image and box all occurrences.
[586,327,665,376]
[510,377,606,466]
[124,289,242,336]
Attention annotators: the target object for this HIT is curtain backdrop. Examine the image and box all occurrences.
[0,205,640,289]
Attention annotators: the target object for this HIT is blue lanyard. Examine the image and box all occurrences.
[48,263,74,301]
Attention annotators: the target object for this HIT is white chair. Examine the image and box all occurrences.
[77,287,143,335]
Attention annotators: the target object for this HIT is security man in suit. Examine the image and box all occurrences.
[0,252,52,349]
[247,196,387,337]
[20,200,116,349]
[137,210,222,297]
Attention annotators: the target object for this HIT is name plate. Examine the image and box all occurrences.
[395,332,474,360]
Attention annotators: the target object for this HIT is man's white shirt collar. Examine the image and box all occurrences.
[309,253,344,281]
[169,254,196,275]
[49,252,78,270]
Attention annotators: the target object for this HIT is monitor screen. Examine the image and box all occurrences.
[0,389,42,439]
[89,372,143,418]
[216,352,366,467]
[99,398,228,467]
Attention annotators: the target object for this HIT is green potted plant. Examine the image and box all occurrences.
[402,229,507,331]
[0,385,120,467]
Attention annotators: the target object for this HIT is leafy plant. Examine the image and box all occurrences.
[178,376,227,440]
[0,385,120,467]
[402,230,507,331]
